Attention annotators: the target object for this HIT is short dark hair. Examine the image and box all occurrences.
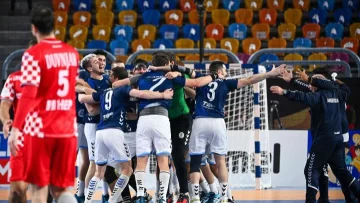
[209,61,225,74]
[133,58,148,67]
[312,67,332,80]
[111,66,129,80]
[152,53,170,66]
[114,59,124,63]
[153,51,176,63]
[93,49,107,57]
[30,6,54,35]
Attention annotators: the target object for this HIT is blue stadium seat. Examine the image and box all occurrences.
[87,40,107,49]
[142,10,161,26]
[293,38,312,55]
[183,24,201,42]
[159,24,179,40]
[73,0,92,11]
[222,0,241,11]
[153,39,174,49]
[334,8,352,26]
[159,0,177,13]
[309,8,327,25]
[116,0,134,11]
[228,23,247,40]
[110,40,129,56]
[259,54,279,71]
[137,0,155,13]
[325,23,344,40]
[318,0,335,11]
[342,0,358,11]
[114,25,133,42]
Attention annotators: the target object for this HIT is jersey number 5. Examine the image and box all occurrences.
[207,82,218,102]
[57,70,69,97]
[105,90,113,110]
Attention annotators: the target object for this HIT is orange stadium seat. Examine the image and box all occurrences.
[165,10,184,26]
[278,23,296,40]
[119,10,137,27]
[116,55,129,63]
[245,0,263,11]
[211,9,230,26]
[251,23,270,40]
[235,9,253,26]
[220,38,239,54]
[54,26,66,42]
[293,0,310,11]
[205,24,224,41]
[308,53,327,71]
[268,38,287,56]
[137,24,157,42]
[284,8,302,26]
[188,10,206,24]
[259,8,277,26]
[350,23,360,40]
[69,25,88,42]
[180,0,196,12]
[92,25,111,42]
[204,0,219,12]
[209,54,228,63]
[53,0,70,12]
[302,23,321,40]
[131,39,151,52]
[185,54,200,61]
[54,11,68,27]
[67,40,85,49]
[96,10,114,27]
[267,0,284,11]
[73,11,92,27]
[176,38,195,56]
[137,54,153,62]
[316,37,335,55]
[340,37,359,53]
[95,0,113,11]
[242,38,261,55]
[284,53,303,71]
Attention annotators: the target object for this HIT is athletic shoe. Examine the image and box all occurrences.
[74,194,85,203]
[145,191,153,203]
[227,197,234,203]
[157,199,167,203]
[205,192,220,203]
[135,197,147,203]
[190,197,201,203]
[176,193,189,203]
[102,194,110,203]
[167,194,173,203]
[200,192,208,203]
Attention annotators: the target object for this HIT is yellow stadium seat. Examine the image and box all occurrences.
[165,10,184,26]
[209,54,228,63]
[54,11,68,27]
[54,26,66,42]
[220,38,239,54]
[96,10,114,27]
[350,23,360,40]
[259,8,277,26]
[69,25,88,42]
[131,39,151,53]
[284,8,302,26]
[95,0,113,11]
[176,39,195,56]
[245,0,263,11]
[67,40,85,49]
[188,10,206,24]
[92,25,111,42]
[293,0,310,11]
[204,0,219,12]
[340,37,359,53]
[137,54,153,62]
[197,38,217,50]
[268,38,287,56]
[267,0,284,11]
[211,9,230,26]
[302,23,321,40]
[53,0,70,12]
[308,53,327,71]
[137,24,157,42]
[119,10,137,27]
[251,23,270,40]
[73,11,92,27]
[278,23,296,41]
[206,24,224,41]
[185,54,200,62]
[284,53,303,71]
[242,38,261,55]
[235,9,253,26]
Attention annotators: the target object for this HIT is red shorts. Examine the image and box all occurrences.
[25,135,77,188]
[9,133,27,182]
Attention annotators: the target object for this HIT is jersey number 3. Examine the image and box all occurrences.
[207,82,218,102]
[57,70,69,97]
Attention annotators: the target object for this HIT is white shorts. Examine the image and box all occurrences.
[95,128,131,165]
[136,115,171,157]
[84,123,97,161]
[125,132,136,158]
[77,123,87,149]
[189,118,227,156]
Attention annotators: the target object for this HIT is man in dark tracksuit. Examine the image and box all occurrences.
[271,77,360,203]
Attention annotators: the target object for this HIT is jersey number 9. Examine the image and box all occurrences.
[105,90,113,110]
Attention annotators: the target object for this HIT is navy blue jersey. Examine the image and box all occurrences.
[92,86,132,131]
[76,69,90,124]
[124,96,139,133]
[137,70,185,112]
[194,78,237,118]
[86,75,112,123]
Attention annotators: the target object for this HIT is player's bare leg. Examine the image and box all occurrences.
[85,162,96,194]
[76,148,90,199]
[200,164,217,194]
[213,154,228,202]
[30,185,49,203]
[209,163,233,202]
[9,181,27,203]
[50,185,77,203]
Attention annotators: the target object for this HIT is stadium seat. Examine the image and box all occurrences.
[175,39,195,56]
[69,25,88,42]
[118,10,137,27]
[115,0,134,11]
[95,0,113,11]
[92,25,111,42]
[73,11,92,27]
[153,39,174,49]
[284,53,303,71]
[325,23,344,40]
[67,40,85,49]
[228,23,247,40]
[350,23,360,40]
[96,10,114,27]
[116,55,129,62]
[137,24,157,42]
[114,25,133,42]
[205,24,225,41]
[110,39,129,55]
[238,53,251,64]
[142,10,161,26]
[159,0,177,13]
[259,54,279,71]
[87,40,107,49]
[245,0,263,11]
[159,24,179,40]
[137,0,155,13]
[308,53,327,71]
[222,0,241,11]
[180,0,196,12]
[334,8,352,26]
[197,38,217,50]
[55,26,66,42]
[318,0,335,11]
[205,0,219,12]
[293,37,312,55]
[259,8,277,26]
[293,0,310,11]
[185,54,200,62]
[251,23,270,40]
[212,9,230,26]
[242,38,261,55]
[302,23,321,40]
[165,10,184,26]
[267,0,285,11]
[183,24,201,42]
[137,54,153,62]
[342,0,358,11]
[53,0,70,12]
[220,38,239,54]
[73,0,92,11]
[329,52,350,72]
[308,8,327,25]
[209,54,228,63]
[235,9,253,26]
[284,8,302,26]
[131,39,151,52]
[278,23,296,41]
[316,37,335,55]
[340,37,359,53]
[54,11,68,28]
[188,10,207,24]
[268,38,287,56]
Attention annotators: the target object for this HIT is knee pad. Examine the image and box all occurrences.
[190,155,202,173]
[104,166,118,184]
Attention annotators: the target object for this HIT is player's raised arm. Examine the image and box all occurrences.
[184,87,196,100]
[129,88,174,100]
[78,93,98,104]
[237,64,286,88]
[165,71,220,88]
[112,74,142,88]
[149,64,197,78]
[270,86,321,107]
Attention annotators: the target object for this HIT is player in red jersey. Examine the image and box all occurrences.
[9,6,79,203]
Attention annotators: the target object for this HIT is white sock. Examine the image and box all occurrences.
[135,171,146,197]
[116,194,123,202]
[159,171,171,201]
[172,171,180,193]
[85,177,100,203]
[188,180,192,197]
[227,183,232,199]
[58,191,77,203]
[84,188,88,196]
[108,174,130,203]
[191,184,200,199]
[169,168,174,195]
[76,180,86,196]
[209,182,218,194]
[102,181,109,195]
[219,182,228,200]
[200,181,210,194]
